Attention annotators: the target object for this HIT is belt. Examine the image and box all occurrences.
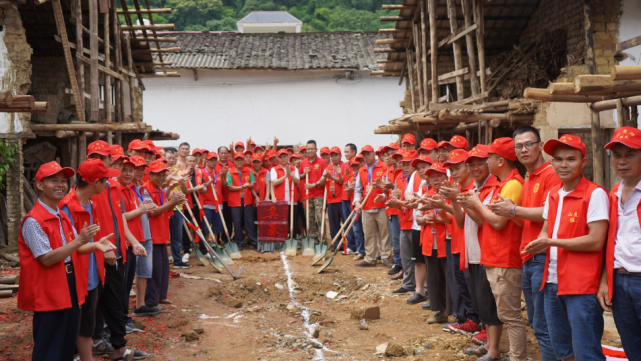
[65,263,74,274]
[617,268,641,277]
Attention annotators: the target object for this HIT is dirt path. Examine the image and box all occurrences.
[0,249,623,360]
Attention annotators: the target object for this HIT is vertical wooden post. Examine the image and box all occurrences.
[406,50,416,111]
[474,0,486,95]
[420,0,429,105]
[447,0,465,101]
[104,12,112,123]
[76,0,85,120]
[70,137,78,171]
[478,120,482,144]
[413,23,424,109]
[125,35,136,120]
[461,0,479,97]
[78,131,87,164]
[111,0,124,123]
[89,0,99,122]
[428,0,438,102]
[583,0,603,186]
[631,106,639,128]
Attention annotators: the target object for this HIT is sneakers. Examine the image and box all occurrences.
[173,262,191,269]
[443,322,457,332]
[354,260,376,267]
[406,292,429,304]
[382,258,394,268]
[125,322,143,334]
[453,319,481,335]
[392,287,415,294]
[388,264,402,275]
[421,303,431,310]
[390,270,403,280]
[204,254,212,259]
[472,328,487,345]
[353,254,364,261]
[346,248,355,255]
[92,340,114,355]
[182,253,190,263]
[427,311,449,324]
[133,305,161,317]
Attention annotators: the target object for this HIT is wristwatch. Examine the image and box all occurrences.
[509,204,516,217]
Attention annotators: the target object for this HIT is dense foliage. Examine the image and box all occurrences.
[122,0,401,32]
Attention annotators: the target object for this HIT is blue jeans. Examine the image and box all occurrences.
[522,254,556,361]
[342,200,355,251]
[169,210,183,263]
[612,272,641,361]
[544,283,605,361]
[388,215,401,267]
[203,208,223,234]
[353,214,365,256]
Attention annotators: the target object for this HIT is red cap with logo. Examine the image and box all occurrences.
[234,142,245,149]
[87,140,110,157]
[149,159,168,173]
[361,145,375,153]
[299,145,306,153]
[355,153,364,161]
[543,134,587,157]
[604,126,641,150]
[320,147,331,155]
[110,145,128,162]
[266,149,276,159]
[330,146,341,154]
[78,158,120,182]
[444,149,469,167]
[128,156,148,168]
[202,149,209,154]
[397,149,418,163]
[437,140,448,149]
[446,135,470,151]
[375,146,384,155]
[465,145,491,163]
[233,152,245,160]
[424,162,448,177]
[418,138,438,151]
[277,149,289,157]
[391,150,405,161]
[490,137,518,161]
[243,150,253,156]
[411,154,433,168]
[128,139,148,152]
[251,153,263,162]
[254,146,265,152]
[206,152,218,160]
[248,140,256,146]
[401,134,416,145]
[290,153,301,160]
[350,159,360,166]
[35,161,75,182]
[142,140,162,151]
[192,148,203,155]
[382,142,401,153]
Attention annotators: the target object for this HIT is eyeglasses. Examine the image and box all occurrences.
[514,141,540,151]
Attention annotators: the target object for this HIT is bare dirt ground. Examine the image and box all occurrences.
[0,248,623,361]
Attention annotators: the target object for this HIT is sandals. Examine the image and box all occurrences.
[113,349,148,360]
[464,346,488,356]
[476,355,501,361]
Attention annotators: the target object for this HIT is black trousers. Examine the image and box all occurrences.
[295,202,306,238]
[244,202,257,246]
[425,252,448,312]
[145,244,169,306]
[222,201,233,242]
[230,200,246,248]
[122,248,136,324]
[98,258,127,350]
[32,263,81,361]
[327,202,345,243]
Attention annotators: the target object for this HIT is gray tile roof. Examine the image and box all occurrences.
[237,11,302,24]
[154,31,390,70]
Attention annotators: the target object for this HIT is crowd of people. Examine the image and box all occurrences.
[17,125,641,361]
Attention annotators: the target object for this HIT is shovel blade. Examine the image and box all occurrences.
[284,238,297,257]
[228,242,242,259]
[311,251,327,265]
[216,246,234,265]
[208,254,225,273]
[191,241,212,269]
[301,238,315,256]
[317,255,336,273]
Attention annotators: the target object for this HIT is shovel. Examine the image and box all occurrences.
[284,180,297,256]
[311,211,353,265]
[181,211,224,273]
[209,180,242,259]
[184,206,226,272]
[302,173,315,256]
[314,186,329,258]
[194,195,233,265]
[317,210,360,273]
[178,209,243,280]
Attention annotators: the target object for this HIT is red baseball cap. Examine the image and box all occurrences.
[604,126,641,150]
[277,149,289,157]
[233,152,245,160]
[424,162,448,177]
[361,145,375,153]
[110,145,128,162]
[543,134,587,157]
[202,149,209,154]
[355,153,364,161]
[411,154,433,168]
[87,140,110,157]
[489,137,517,161]
[287,147,294,152]
[320,147,331,155]
[142,140,162,151]
[465,144,491,163]
[128,156,148,168]
[401,134,416,145]
[349,159,360,166]
[290,153,301,160]
[437,140,448,149]
[154,150,163,159]
[391,150,405,161]
[234,142,245,149]
[330,146,341,154]
[299,145,307,152]
[78,158,120,182]
[444,149,469,167]
[192,148,203,155]
[266,149,276,159]
[418,138,438,151]
[243,150,253,156]
[382,142,401,153]
[254,146,265,152]
[251,153,263,162]
[149,159,168,173]
[375,146,384,155]
[128,139,148,152]
[35,161,75,182]
[445,135,470,151]
[398,149,418,163]
[248,140,256,146]
[206,152,219,160]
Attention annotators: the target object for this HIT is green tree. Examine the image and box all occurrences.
[207,17,238,31]
[167,0,225,29]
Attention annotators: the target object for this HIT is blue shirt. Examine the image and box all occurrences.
[61,204,99,291]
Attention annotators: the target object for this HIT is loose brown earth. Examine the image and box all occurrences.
[0,249,623,360]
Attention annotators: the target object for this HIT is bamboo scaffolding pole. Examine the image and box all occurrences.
[461,0,479,97]
[428,0,439,101]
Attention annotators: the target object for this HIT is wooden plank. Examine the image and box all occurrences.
[117,8,172,14]
[453,91,488,104]
[438,67,469,81]
[52,0,84,122]
[420,0,429,104]
[89,0,99,122]
[448,23,477,44]
[121,24,175,31]
[461,0,479,97]
[474,0,486,95]
[428,0,438,101]
[75,53,124,81]
[617,35,641,52]
[583,0,603,187]
[104,11,112,123]
[375,38,409,45]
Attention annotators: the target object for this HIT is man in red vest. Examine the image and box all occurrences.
[599,126,641,359]
[201,152,224,242]
[490,126,560,361]
[19,161,115,361]
[323,147,345,251]
[301,140,329,246]
[524,135,608,361]
[353,145,391,268]
[418,138,440,163]
[381,143,403,276]
[342,143,362,256]
[227,152,255,249]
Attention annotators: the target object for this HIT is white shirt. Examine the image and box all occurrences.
[542,186,609,284]
[614,181,641,272]
[465,177,493,265]
[270,166,299,204]
[405,172,426,231]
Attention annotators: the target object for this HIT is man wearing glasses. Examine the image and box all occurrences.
[490,126,560,361]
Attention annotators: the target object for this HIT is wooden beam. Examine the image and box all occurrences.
[374,48,403,53]
[135,61,174,67]
[103,10,112,123]
[130,47,180,55]
[475,0,486,95]
[524,87,619,102]
[0,91,14,107]
[592,95,641,112]
[381,5,415,10]
[54,35,106,61]
[138,72,180,78]
[31,122,146,132]
[121,24,175,31]
[117,8,172,14]
[448,23,477,45]
[0,95,33,109]
[420,0,429,105]
[617,35,641,52]
[583,0,603,187]
[76,54,124,81]
[375,38,409,45]
[89,0,99,122]
[413,22,424,108]
[379,29,412,33]
[438,67,469,81]
[575,75,641,94]
[371,70,402,76]
[611,65,641,81]
[0,102,50,113]
[461,0,479,97]
[549,82,575,95]
[380,16,413,22]
[453,91,488,104]
[428,0,438,102]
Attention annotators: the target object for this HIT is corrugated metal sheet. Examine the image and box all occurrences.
[153,31,390,70]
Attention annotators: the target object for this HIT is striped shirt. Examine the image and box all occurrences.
[22,200,76,263]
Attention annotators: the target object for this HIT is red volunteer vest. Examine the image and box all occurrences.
[480,169,523,269]
[118,182,144,246]
[144,181,170,245]
[91,180,127,263]
[201,167,222,210]
[251,167,268,201]
[18,201,87,311]
[420,185,448,257]
[215,161,234,202]
[542,176,606,295]
[341,161,354,201]
[396,172,413,230]
[451,180,476,255]
[386,165,402,216]
[326,163,343,204]
[357,161,388,210]
[227,167,251,207]
[273,164,298,202]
